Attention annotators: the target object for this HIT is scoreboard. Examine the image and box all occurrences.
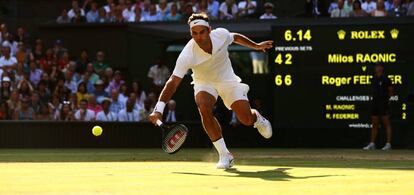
[271,21,414,129]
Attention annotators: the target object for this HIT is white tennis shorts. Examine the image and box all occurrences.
[193,82,250,110]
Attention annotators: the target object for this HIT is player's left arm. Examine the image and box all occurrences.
[232,33,273,52]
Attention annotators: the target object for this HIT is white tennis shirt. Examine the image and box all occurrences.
[172,28,241,84]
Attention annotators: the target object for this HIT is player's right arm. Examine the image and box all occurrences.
[148,75,182,125]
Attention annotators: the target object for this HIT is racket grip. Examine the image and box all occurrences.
[156,119,163,126]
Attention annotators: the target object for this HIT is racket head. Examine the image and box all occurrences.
[161,123,189,154]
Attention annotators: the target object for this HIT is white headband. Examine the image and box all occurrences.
[189,19,210,29]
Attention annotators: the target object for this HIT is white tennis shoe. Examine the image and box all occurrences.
[363,142,376,150]
[382,143,392,150]
[253,109,273,139]
[216,153,234,169]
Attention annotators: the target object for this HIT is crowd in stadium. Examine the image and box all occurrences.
[0,21,181,121]
[56,0,277,23]
[56,0,414,23]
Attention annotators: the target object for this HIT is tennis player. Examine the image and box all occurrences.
[149,13,273,169]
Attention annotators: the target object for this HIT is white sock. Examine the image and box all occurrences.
[213,138,230,156]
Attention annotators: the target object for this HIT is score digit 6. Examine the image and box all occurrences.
[275,75,292,86]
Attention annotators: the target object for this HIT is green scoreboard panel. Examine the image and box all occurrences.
[271,21,414,129]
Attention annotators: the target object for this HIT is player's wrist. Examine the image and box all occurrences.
[154,101,166,114]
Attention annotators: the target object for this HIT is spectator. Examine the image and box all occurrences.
[147,59,170,94]
[32,39,44,63]
[14,96,35,120]
[141,0,151,18]
[362,0,377,13]
[219,0,239,20]
[238,0,257,17]
[113,5,127,23]
[96,98,117,121]
[76,82,89,106]
[408,0,414,15]
[350,0,368,17]
[48,94,61,118]
[388,0,407,16]
[76,49,89,74]
[17,79,34,97]
[107,70,125,93]
[372,0,388,16]
[331,0,350,17]
[109,89,124,114]
[163,99,182,123]
[97,8,110,23]
[260,2,277,19]
[37,105,52,120]
[57,51,70,70]
[207,0,220,19]
[85,63,99,84]
[103,0,114,13]
[57,9,71,24]
[0,100,10,120]
[86,1,100,22]
[87,94,102,114]
[118,97,140,121]
[55,101,75,121]
[385,0,394,10]
[118,83,128,104]
[7,90,20,115]
[142,4,163,21]
[75,99,95,121]
[29,61,43,86]
[93,51,109,74]
[139,99,153,122]
[344,0,354,13]
[29,92,45,115]
[14,63,25,85]
[157,0,170,17]
[0,46,17,76]
[71,9,87,23]
[64,70,77,94]
[0,76,12,101]
[79,72,95,93]
[68,0,86,19]
[93,79,109,103]
[123,0,136,21]
[37,80,51,105]
[196,0,209,14]
[130,80,146,108]
[53,40,68,60]
[39,48,57,74]
[328,0,339,15]
[129,5,143,22]
[165,3,182,21]
[181,2,195,21]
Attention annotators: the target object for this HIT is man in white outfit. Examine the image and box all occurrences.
[149,13,273,169]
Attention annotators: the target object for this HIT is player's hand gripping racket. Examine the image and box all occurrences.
[156,119,189,154]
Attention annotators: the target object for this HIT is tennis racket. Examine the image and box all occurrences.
[156,119,189,154]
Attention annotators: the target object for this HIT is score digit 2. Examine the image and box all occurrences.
[275,53,293,65]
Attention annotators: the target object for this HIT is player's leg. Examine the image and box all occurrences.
[195,91,233,169]
[381,115,392,150]
[195,91,221,141]
[364,115,379,150]
[223,83,272,138]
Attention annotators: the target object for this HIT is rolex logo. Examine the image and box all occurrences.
[337,30,346,40]
[390,28,399,39]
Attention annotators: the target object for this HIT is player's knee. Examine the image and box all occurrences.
[197,103,213,116]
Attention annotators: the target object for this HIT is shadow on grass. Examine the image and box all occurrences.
[173,168,337,181]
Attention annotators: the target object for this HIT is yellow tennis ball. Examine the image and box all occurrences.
[92,125,103,136]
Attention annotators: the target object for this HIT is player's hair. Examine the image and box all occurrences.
[187,13,209,25]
